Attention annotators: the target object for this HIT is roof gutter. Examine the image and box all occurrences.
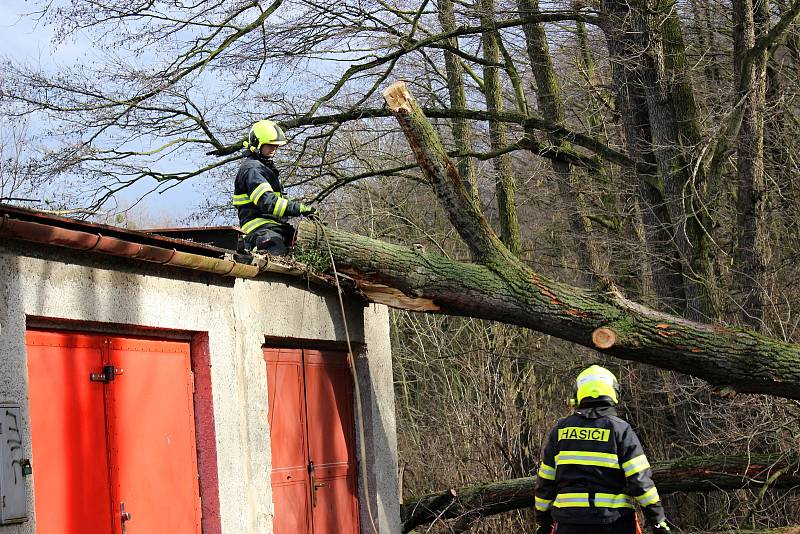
[0,214,259,278]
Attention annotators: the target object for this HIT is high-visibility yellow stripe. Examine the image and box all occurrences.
[232,194,251,206]
[272,197,289,217]
[241,217,279,234]
[622,454,650,476]
[534,496,553,512]
[250,182,274,204]
[635,486,660,506]
[554,492,633,509]
[537,463,556,481]
[555,450,620,469]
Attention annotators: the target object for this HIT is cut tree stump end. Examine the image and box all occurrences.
[383,81,413,113]
[592,327,618,349]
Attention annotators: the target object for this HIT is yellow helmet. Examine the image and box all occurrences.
[243,120,287,153]
[575,365,620,405]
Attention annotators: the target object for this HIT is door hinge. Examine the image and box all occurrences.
[90,365,124,382]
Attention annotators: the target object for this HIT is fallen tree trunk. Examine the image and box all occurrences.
[296,81,800,400]
[399,455,800,532]
[297,219,800,400]
[711,529,800,534]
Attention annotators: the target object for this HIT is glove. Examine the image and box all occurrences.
[299,203,317,216]
[653,520,671,532]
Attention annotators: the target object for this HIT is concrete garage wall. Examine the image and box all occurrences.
[0,242,400,534]
[358,305,401,534]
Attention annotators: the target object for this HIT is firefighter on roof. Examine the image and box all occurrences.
[233,120,316,255]
[534,365,671,534]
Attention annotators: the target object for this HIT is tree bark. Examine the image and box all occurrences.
[478,0,522,256]
[600,0,688,313]
[296,82,800,400]
[437,0,479,197]
[734,0,771,330]
[599,0,719,320]
[518,0,602,282]
[399,454,800,532]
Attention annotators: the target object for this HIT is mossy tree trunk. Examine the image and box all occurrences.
[436,0,479,198]
[601,0,714,320]
[399,454,800,532]
[518,0,602,282]
[478,0,522,256]
[733,0,771,330]
[599,2,688,313]
[296,82,800,400]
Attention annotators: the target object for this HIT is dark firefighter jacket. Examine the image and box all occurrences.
[232,153,302,235]
[534,403,666,526]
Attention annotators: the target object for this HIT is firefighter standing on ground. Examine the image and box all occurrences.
[233,119,316,255]
[534,365,671,534]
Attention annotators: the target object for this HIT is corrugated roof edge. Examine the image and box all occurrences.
[0,204,324,283]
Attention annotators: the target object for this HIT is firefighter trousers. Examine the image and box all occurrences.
[555,514,638,534]
[242,224,295,256]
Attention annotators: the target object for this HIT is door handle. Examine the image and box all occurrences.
[90,365,124,382]
[120,502,132,533]
[309,461,327,508]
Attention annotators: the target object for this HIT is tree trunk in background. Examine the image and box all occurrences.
[575,13,615,201]
[478,0,522,256]
[399,454,800,531]
[437,0,479,198]
[518,0,602,283]
[600,2,687,312]
[734,0,770,330]
[661,7,718,320]
[635,0,712,321]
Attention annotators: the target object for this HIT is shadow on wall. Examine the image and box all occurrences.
[324,292,365,346]
[356,344,399,534]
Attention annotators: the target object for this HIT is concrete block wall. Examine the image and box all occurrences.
[0,242,400,533]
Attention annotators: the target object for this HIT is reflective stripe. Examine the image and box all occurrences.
[635,486,660,506]
[272,197,289,217]
[250,182,274,204]
[537,463,556,481]
[534,496,553,512]
[232,194,251,206]
[554,492,633,509]
[241,217,279,234]
[577,373,615,387]
[555,450,620,469]
[621,454,651,476]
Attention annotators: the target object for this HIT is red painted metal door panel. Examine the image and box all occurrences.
[26,331,114,534]
[106,337,201,534]
[264,348,359,534]
[303,350,359,534]
[264,348,312,534]
[26,331,201,534]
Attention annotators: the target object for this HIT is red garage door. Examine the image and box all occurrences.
[26,330,201,534]
[264,348,359,534]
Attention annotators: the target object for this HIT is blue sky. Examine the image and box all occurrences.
[1,0,218,224]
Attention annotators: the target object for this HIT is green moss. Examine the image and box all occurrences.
[290,242,331,273]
